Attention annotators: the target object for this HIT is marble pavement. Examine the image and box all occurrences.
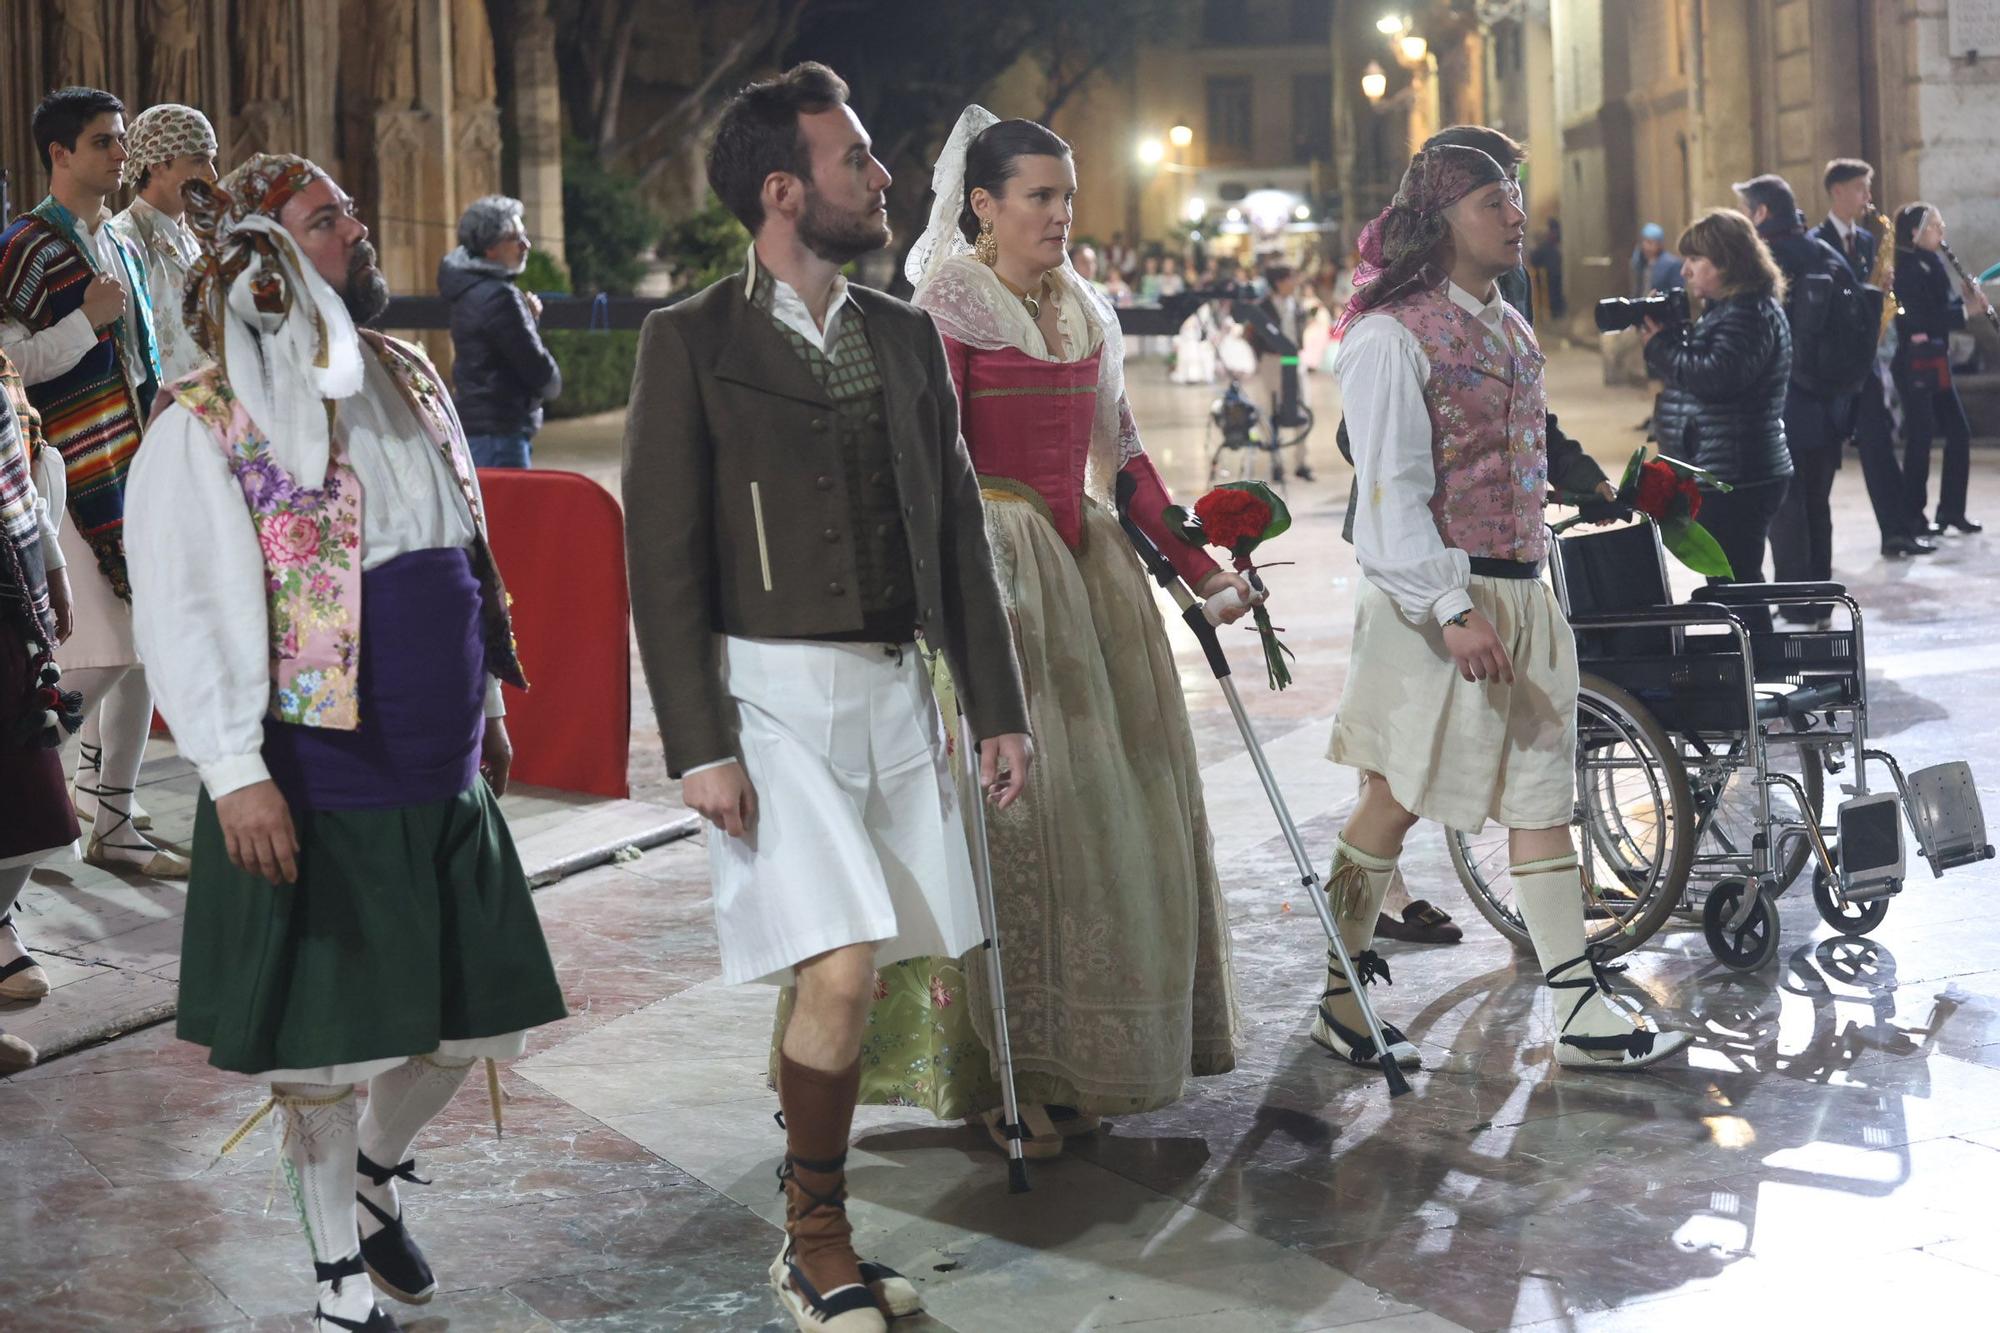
[3,350,2000,1330]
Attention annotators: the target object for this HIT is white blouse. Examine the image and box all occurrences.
[110,198,208,384]
[127,346,504,800]
[1334,280,1515,626]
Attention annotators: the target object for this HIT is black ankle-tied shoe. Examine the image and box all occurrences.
[314,1254,402,1331]
[356,1150,438,1304]
[1309,947,1422,1069]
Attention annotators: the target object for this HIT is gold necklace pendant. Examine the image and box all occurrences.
[997,269,1050,321]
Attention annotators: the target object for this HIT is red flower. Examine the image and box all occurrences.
[1676,476,1703,520]
[1193,487,1274,552]
[1632,460,1680,522]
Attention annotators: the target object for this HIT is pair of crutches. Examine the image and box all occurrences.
[954,479,1411,1196]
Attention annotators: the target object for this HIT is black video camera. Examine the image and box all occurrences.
[1594,286,1689,333]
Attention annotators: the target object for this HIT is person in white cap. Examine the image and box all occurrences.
[111,101,220,384]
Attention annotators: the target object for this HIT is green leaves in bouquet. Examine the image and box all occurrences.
[1660,513,1734,578]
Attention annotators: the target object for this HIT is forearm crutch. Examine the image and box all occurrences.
[1113,473,1410,1099]
[956,709,1033,1192]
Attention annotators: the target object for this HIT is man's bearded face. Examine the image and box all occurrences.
[279,175,386,322]
[343,239,390,324]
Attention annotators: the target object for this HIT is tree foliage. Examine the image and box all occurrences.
[560,136,660,294]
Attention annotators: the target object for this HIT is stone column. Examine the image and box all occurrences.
[451,0,503,220]
[368,0,450,306]
[509,0,566,261]
[1685,0,1759,209]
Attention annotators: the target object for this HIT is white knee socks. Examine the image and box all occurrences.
[273,1082,376,1327]
[356,1053,476,1238]
[1513,855,1684,1067]
[1312,837,1419,1066]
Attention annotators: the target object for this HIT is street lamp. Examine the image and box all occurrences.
[1361,61,1388,102]
[1137,137,1166,166]
[1293,203,1312,221]
[1376,14,1406,35]
[1398,34,1428,63]
[1169,123,1193,149]
[1185,195,1207,222]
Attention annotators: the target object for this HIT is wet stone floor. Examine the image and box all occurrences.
[5,353,2000,1330]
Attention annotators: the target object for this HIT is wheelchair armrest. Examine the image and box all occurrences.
[1696,581,1848,603]
[1568,604,1746,631]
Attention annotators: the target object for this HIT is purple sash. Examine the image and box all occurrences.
[262,548,487,811]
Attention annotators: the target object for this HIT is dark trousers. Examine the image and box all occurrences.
[1770,444,1839,621]
[1851,374,1913,540]
[1896,377,1973,524]
[1702,478,1788,632]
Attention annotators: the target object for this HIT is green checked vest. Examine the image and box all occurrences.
[754,270,919,642]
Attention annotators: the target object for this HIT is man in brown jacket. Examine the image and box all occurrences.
[623,63,1031,1333]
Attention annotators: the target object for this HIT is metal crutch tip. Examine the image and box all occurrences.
[1007,1158,1031,1193]
[1380,1054,1412,1098]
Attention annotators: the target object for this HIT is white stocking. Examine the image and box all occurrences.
[1319,836,1397,1024]
[273,1082,374,1327]
[66,666,161,859]
[1513,855,1648,1046]
[356,1053,475,1238]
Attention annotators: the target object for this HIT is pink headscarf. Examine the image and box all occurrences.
[1331,144,1511,340]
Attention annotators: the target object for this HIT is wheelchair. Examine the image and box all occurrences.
[1449,517,1992,971]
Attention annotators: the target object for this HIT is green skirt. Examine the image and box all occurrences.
[176,782,569,1076]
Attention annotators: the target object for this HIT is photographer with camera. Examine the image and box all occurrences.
[1640,209,1794,604]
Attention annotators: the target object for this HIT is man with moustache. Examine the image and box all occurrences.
[623,63,1029,1333]
[125,154,566,1333]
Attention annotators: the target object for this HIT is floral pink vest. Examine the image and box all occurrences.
[1381,284,1549,562]
[165,334,527,731]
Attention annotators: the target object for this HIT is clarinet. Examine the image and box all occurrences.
[1940,242,2000,334]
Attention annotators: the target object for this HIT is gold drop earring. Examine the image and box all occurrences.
[974,218,999,267]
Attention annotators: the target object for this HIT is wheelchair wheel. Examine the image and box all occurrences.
[1685,721,1824,894]
[1702,878,1781,971]
[1450,674,1692,958]
[1811,845,1890,936]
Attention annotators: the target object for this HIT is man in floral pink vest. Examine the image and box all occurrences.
[1320,142,1689,1074]
[125,155,567,1333]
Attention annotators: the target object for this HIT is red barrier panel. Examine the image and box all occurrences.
[478,468,631,798]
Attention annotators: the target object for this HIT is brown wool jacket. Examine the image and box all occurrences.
[623,271,1030,778]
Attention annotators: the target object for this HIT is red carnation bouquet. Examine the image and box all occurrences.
[1556,447,1734,578]
[1162,481,1295,690]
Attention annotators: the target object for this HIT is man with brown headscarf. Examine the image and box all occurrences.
[1318,142,1689,1076]
[125,154,567,1333]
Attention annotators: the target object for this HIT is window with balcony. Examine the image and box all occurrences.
[1203,0,1250,43]
[1289,0,1332,42]
[1292,72,1333,162]
[1207,75,1254,163]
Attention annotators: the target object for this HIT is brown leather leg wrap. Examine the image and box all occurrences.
[777,1054,865,1300]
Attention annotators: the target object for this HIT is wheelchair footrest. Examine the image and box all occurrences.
[1906,762,1990,873]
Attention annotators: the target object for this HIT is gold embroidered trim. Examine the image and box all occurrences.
[967,385,1098,399]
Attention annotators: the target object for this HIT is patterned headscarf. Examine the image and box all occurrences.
[179,154,364,485]
[1333,145,1512,338]
[120,103,218,188]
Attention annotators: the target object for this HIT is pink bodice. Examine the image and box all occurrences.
[1381,285,1549,562]
[941,337,1217,587]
